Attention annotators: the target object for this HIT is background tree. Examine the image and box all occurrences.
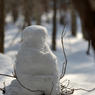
[72,0,95,51]
[41,0,50,23]
[11,0,19,23]
[52,0,57,51]
[0,0,4,53]
[71,1,77,36]
[33,0,42,25]
[59,0,67,25]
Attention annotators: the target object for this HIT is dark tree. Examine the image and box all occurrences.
[72,0,95,51]
[71,1,77,36]
[52,0,57,51]
[0,0,4,53]
[11,0,19,23]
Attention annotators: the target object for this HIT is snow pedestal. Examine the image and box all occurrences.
[5,25,60,95]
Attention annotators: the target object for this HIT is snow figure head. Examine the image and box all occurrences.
[21,25,48,49]
[5,25,60,95]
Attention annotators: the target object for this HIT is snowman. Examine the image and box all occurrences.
[5,25,60,95]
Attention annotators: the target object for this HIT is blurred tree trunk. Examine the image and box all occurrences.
[11,1,18,23]
[81,20,89,40]
[59,0,66,25]
[35,0,41,25]
[0,0,4,53]
[71,2,77,36]
[52,0,57,51]
[86,39,90,55]
[22,0,31,29]
[72,0,95,51]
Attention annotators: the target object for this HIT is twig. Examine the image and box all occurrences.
[60,24,67,79]
[65,80,70,88]
[14,69,45,95]
[74,88,95,92]
[0,88,3,92]
[0,82,6,94]
[0,72,45,94]
[49,82,54,95]
[60,79,67,84]
[0,74,15,78]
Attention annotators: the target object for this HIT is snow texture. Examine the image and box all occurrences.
[0,53,13,74]
[4,25,60,95]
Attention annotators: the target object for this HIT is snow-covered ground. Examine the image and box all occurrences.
[0,11,95,95]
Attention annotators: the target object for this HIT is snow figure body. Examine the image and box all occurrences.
[5,25,60,95]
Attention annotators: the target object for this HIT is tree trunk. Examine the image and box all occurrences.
[71,2,77,36]
[72,0,95,51]
[52,0,57,51]
[35,0,41,25]
[86,39,90,55]
[81,20,89,40]
[0,0,4,53]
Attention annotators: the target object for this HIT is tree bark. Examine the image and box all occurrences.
[52,0,57,51]
[35,0,41,25]
[0,0,4,53]
[72,0,95,51]
[71,2,77,36]
[81,20,89,40]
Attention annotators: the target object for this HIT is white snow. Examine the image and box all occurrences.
[0,53,14,95]
[0,11,95,95]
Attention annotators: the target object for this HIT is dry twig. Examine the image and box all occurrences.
[0,71,45,95]
[60,24,67,79]
[0,74,14,78]
[49,82,54,95]
[14,69,45,95]
[74,87,95,92]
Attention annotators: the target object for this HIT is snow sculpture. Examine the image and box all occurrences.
[5,25,60,95]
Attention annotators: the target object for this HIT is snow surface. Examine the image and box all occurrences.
[0,11,95,95]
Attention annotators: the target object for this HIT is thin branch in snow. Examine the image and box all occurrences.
[14,69,46,95]
[0,82,6,94]
[0,71,46,94]
[74,87,95,92]
[49,82,54,95]
[0,88,5,93]
[0,74,15,78]
[60,79,67,85]
[65,80,70,88]
[60,24,67,79]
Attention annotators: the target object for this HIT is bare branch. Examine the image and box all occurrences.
[0,82,6,94]
[74,88,95,92]
[0,74,15,78]
[14,69,45,95]
[49,82,54,95]
[60,24,67,79]
[65,80,70,88]
[0,71,45,94]
[60,79,67,84]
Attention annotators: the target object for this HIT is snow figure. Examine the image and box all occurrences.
[5,25,60,95]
